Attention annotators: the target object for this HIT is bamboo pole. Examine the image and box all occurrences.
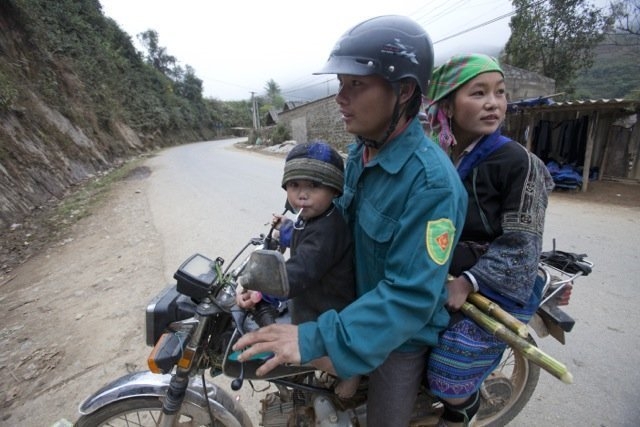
[461,302,573,384]
[467,293,529,338]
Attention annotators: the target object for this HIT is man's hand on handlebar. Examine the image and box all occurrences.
[232,324,301,376]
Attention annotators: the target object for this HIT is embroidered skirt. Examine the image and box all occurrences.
[426,310,533,399]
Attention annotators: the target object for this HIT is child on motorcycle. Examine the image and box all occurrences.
[236,140,360,398]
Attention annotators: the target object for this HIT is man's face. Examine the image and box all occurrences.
[335,74,396,141]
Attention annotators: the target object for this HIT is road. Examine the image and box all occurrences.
[1,137,639,426]
[514,195,640,426]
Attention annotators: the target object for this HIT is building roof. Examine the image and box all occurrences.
[508,97,639,113]
[283,101,306,112]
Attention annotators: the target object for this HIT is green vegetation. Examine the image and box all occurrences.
[0,0,295,230]
[0,70,18,111]
[261,79,285,112]
[4,0,252,136]
[503,0,639,99]
[572,35,640,99]
[572,0,640,100]
[504,0,613,95]
[248,123,291,146]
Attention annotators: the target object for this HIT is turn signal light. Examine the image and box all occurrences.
[177,347,196,370]
[148,332,186,374]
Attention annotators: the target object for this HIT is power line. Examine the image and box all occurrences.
[280,77,335,95]
[414,0,470,26]
[430,0,550,44]
[433,10,516,44]
[207,77,258,92]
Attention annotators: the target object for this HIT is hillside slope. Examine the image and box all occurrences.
[573,33,640,99]
[0,0,216,232]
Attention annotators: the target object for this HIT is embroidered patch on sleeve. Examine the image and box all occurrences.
[425,218,455,265]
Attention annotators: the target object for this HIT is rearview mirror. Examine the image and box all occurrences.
[238,250,289,298]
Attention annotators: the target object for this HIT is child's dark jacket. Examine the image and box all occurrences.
[285,204,355,324]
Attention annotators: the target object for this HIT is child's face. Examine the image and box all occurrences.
[284,179,337,220]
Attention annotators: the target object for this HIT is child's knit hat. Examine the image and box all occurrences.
[282,141,344,195]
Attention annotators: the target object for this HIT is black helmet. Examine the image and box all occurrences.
[315,15,433,94]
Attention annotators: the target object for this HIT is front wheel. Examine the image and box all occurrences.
[74,396,228,427]
[475,336,541,427]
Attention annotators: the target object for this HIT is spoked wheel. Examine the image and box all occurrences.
[74,396,221,427]
[475,336,541,427]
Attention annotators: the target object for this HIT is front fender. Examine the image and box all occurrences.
[78,371,253,427]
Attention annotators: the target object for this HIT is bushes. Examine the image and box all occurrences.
[248,123,291,146]
[270,123,291,144]
[0,70,18,111]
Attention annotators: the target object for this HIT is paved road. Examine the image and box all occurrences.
[516,195,640,426]
[142,138,640,426]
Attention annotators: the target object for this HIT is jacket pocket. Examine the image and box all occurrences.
[359,197,396,250]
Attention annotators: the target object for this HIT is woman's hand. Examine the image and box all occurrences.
[232,324,300,376]
[446,276,474,311]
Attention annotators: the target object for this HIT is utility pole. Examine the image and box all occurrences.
[250,91,260,130]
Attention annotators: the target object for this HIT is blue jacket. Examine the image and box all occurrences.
[298,118,468,378]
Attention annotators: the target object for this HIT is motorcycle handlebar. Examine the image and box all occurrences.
[252,300,279,327]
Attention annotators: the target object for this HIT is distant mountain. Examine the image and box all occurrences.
[572,34,640,99]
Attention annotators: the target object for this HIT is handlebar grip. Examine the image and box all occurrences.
[263,236,279,251]
[253,300,278,326]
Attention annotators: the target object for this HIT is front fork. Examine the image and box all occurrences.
[158,300,218,427]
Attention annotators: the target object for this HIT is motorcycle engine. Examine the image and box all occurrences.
[261,390,358,427]
[261,392,307,427]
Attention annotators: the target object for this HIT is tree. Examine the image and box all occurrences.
[263,79,285,110]
[611,0,640,37]
[205,99,252,128]
[570,0,640,99]
[137,29,177,76]
[503,0,614,93]
[175,65,203,102]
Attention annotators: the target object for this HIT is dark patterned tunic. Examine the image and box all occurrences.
[458,140,554,307]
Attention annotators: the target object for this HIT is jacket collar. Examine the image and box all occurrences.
[350,117,425,175]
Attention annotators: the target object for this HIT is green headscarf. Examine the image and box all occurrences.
[427,53,504,105]
[425,53,504,151]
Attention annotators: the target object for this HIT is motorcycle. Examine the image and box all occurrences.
[75,224,592,427]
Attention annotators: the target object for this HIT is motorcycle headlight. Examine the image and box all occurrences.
[145,285,197,346]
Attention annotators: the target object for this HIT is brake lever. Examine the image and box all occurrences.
[231,306,247,336]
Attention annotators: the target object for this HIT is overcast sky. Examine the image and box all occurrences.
[99,0,516,101]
